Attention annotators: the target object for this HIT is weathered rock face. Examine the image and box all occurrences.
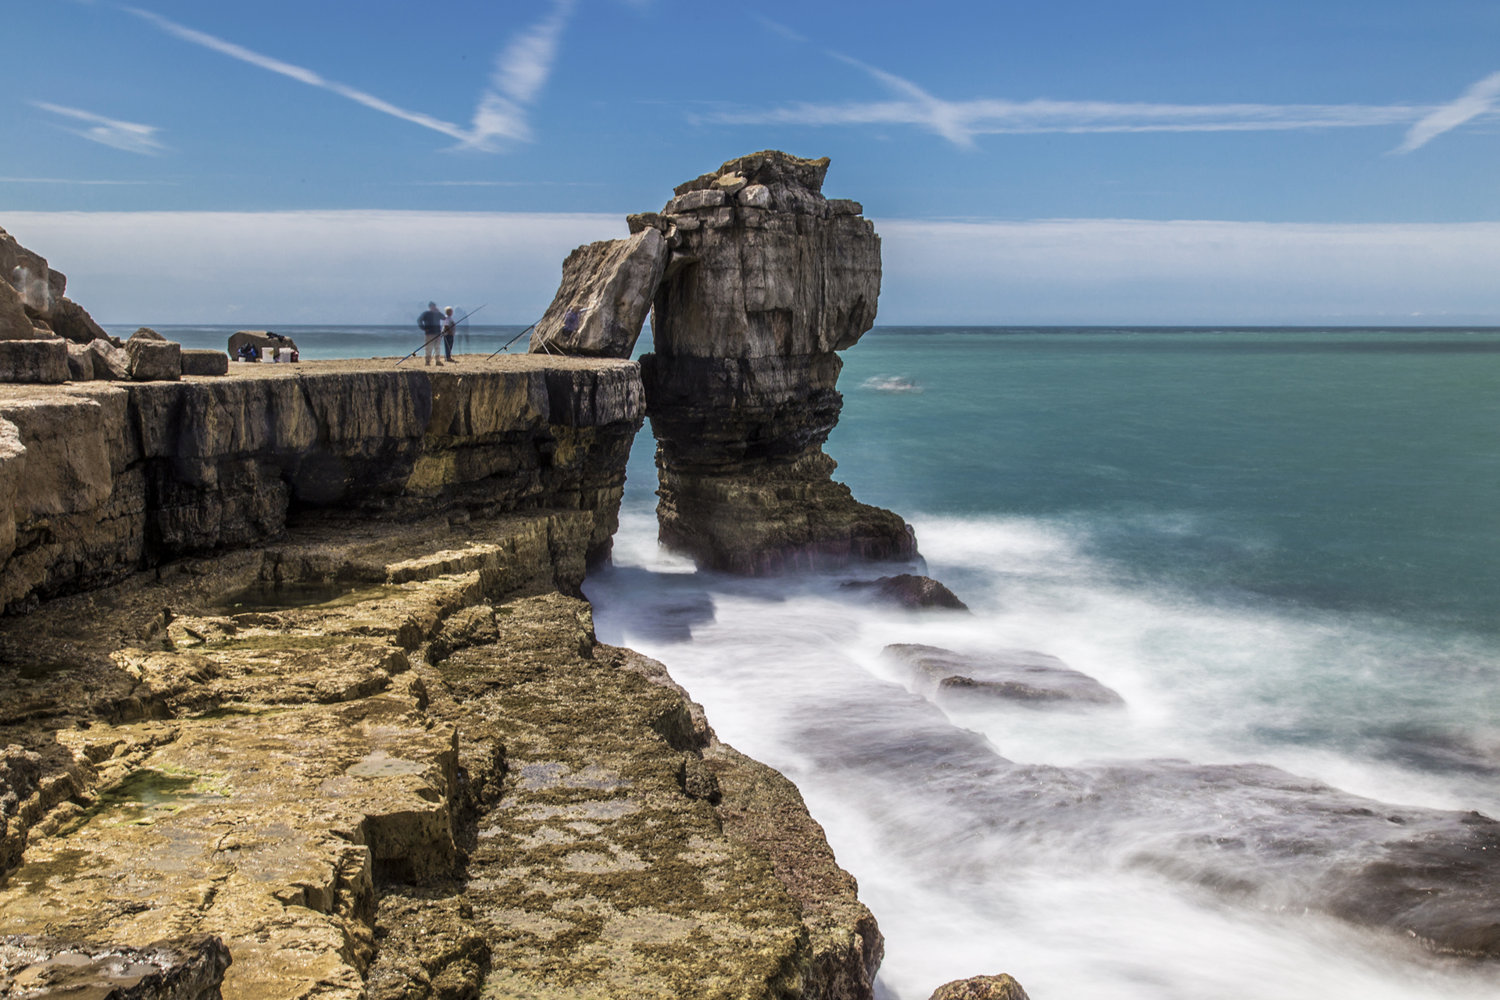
[0,226,63,327]
[126,327,182,381]
[639,151,915,573]
[0,358,645,612]
[529,227,668,358]
[0,514,882,1000]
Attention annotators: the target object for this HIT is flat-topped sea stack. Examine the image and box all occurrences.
[532,150,916,574]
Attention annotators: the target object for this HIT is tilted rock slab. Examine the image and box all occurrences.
[637,151,915,573]
[530,226,669,358]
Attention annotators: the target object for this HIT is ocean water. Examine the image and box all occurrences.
[581,328,1500,1000]
[150,324,1500,998]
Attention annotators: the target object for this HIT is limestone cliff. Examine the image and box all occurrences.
[639,152,916,574]
[0,357,642,612]
[530,150,916,574]
[0,357,884,1000]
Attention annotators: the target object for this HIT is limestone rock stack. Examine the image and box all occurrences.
[637,151,915,573]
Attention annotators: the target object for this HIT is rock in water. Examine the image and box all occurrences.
[641,151,916,573]
[885,643,1125,708]
[844,574,970,611]
[928,974,1031,1000]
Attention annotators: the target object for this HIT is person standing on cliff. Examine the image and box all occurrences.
[441,306,458,363]
[418,301,443,366]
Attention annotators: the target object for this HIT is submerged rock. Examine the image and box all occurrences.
[885,642,1124,708]
[843,574,969,611]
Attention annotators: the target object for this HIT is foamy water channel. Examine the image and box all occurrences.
[585,510,1500,1000]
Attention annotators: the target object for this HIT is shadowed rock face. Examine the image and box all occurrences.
[638,151,915,574]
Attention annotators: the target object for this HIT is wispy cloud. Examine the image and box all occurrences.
[0,176,157,185]
[754,16,808,44]
[32,101,166,154]
[1396,70,1500,153]
[729,26,1497,152]
[121,1,577,152]
[462,0,576,150]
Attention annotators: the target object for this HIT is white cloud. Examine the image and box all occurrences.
[32,101,166,155]
[0,210,624,325]
[121,1,578,152]
[705,49,1500,151]
[1395,70,1500,153]
[4,211,1499,326]
[874,217,1500,323]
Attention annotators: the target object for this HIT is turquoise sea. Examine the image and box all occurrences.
[157,324,1500,999]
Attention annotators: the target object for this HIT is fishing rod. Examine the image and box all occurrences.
[396,303,487,366]
[487,320,539,359]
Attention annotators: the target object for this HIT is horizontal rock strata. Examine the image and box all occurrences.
[638,151,915,574]
[0,357,644,612]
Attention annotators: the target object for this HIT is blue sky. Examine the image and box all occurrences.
[5,0,1500,325]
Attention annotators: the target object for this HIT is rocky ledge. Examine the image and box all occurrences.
[0,510,882,1000]
[0,356,642,613]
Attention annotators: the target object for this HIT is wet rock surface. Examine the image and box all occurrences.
[0,933,231,999]
[884,643,1124,708]
[0,513,881,999]
[843,575,969,611]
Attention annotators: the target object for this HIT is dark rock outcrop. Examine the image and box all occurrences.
[51,297,112,345]
[844,574,969,611]
[180,349,230,377]
[638,151,915,573]
[885,643,1125,708]
[0,341,68,384]
[0,934,232,999]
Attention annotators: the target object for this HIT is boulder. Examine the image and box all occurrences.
[0,339,68,384]
[529,227,669,358]
[843,574,969,611]
[929,974,1031,1000]
[50,297,111,345]
[0,282,34,342]
[88,339,130,380]
[126,329,181,381]
[0,225,62,321]
[180,349,229,377]
[65,342,95,381]
[884,643,1125,708]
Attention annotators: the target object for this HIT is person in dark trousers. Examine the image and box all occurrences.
[418,301,444,366]
[441,306,458,362]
